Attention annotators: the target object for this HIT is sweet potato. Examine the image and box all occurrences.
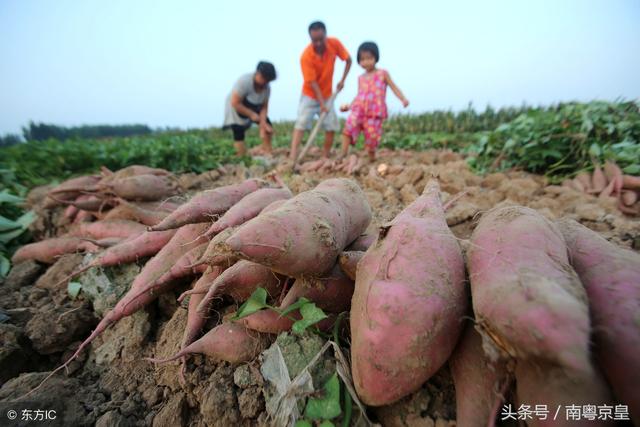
[449,324,509,427]
[571,178,585,193]
[241,309,337,335]
[516,360,615,427]
[467,206,592,374]
[196,260,284,314]
[591,163,607,193]
[147,322,265,364]
[149,178,266,231]
[101,174,180,201]
[279,264,354,313]
[603,160,623,196]
[181,267,223,349]
[49,194,108,212]
[345,232,376,252]
[350,180,467,406]
[574,171,592,192]
[260,198,287,214]
[48,175,101,194]
[192,226,238,268]
[338,251,364,281]
[63,204,79,221]
[622,174,640,190]
[621,189,638,206]
[557,219,640,424]
[102,199,175,225]
[226,178,371,277]
[69,219,147,240]
[151,242,209,288]
[11,237,99,264]
[203,187,292,238]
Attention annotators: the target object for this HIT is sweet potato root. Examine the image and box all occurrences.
[279,264,354,313]
[203,187,292,238]
[350,180,467,406]
[226,178,371,277]
[468,206,592,374]
[557,218,640,424]
[449,324,509,427]
[149,178,266,231]
[11,237,99,264]
[338,251,364,281]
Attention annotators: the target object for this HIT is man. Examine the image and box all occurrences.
[223,61,277,156]
[289,21,352,160]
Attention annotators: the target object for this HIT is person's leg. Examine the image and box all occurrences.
[231,125,247,156]
[291,96,316,160]
[322,132,334,158]
[364,117,382,161]
[340,134,352,158]
[322,102,340,158]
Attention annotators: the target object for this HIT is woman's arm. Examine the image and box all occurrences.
[385,71,409,107]
[231,91,260,122]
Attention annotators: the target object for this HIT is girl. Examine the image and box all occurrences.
[340,41,409,160]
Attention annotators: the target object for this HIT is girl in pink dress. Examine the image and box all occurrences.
[340,41,409,160]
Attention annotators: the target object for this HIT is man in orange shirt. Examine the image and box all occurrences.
[290,21,352,160]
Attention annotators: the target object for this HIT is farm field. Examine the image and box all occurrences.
[1,101,639,426]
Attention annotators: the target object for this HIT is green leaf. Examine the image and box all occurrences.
[294,420,312,427]
[278,297,311,317]
[0,227,27,245]
[305,373,341,420]
[589,143,602,157]
[0,215,20,232]
[16,210,36,228]
[622,164,640,175]
[0,254,10,278]
[292,302,328,335]
[67,281,82,300]
[233,287,268,320]
[0,191,24,204]
[319,421,336,427]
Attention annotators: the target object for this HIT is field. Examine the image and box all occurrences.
[1,101,639,426]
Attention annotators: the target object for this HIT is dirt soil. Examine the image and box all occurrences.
[1,147,638,427]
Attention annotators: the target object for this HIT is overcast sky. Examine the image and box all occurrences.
[1,0,639,134]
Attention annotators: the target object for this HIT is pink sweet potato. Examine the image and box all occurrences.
[260,198,287,214]
[350,180,467,406]
[151,242,209,288]
[516,360,615,427]
[48,175,101,194]
[621,190,638,207]
[591,163,607,193]
[226,178,371,277]
[103,199,175,226]
[101,174,180,201]
[280,264,354,313]
[603,160,623,196]
[196,260,283,314]
[241,309,337,335]
[345,232,376,252]
[338,251,364,281]
[148,322,266,364]
[181,267,223,349]
[574,171,592,193]
[11,237,99,264]
[149,178,266,231]
[449,324,509,427]
[49,194,108,212]
[467,206,592,374]
[557,219,640,424]
[622,174,640,190]
[194,226,238,268]
[203,187,292,238]
[69,219,147,240]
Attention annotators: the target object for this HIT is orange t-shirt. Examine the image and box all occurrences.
[300,37,350,100]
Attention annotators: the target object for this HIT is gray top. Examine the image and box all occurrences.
[223,73,271,127]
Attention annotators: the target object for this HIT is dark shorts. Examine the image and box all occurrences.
[226,99,272,141]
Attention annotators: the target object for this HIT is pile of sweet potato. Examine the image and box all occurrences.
[562,160,640,215]
[10,168,639,425]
